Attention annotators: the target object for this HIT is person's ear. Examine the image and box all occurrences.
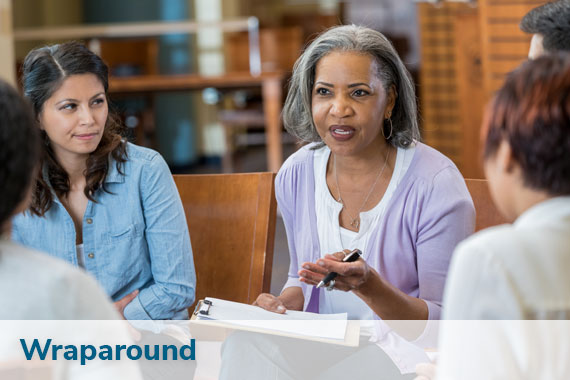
[384,85,397,119]
[528,33,545,59]
[36,107,46,131]
[36,113,44,131]
[496,140,518,174]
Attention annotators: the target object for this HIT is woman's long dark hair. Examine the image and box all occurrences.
[22,41,127,216]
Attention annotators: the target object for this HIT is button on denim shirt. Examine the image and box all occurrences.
[12,143,196,320]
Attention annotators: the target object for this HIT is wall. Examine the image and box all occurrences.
[345,0,420,69]
[0,0,15,84]
[83,0,199,167]
[13,0,82,60]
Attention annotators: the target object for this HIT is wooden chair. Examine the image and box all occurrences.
[465,178,507,231]
[173,173,277,311]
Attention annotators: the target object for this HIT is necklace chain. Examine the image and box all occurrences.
[333,148,390,230]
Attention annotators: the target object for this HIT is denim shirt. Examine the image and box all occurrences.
[12,143,196,320]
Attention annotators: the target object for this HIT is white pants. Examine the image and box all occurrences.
[219,331,415,380]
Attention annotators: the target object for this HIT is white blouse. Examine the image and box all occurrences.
[313,144,415,319]
[76,243,85,268]
[438,196,570,379]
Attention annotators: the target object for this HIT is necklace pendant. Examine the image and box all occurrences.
[350,219,360,229]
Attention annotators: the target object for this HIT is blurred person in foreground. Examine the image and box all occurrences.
[418,53,570,380]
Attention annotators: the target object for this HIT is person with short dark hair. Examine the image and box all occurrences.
[434,52,570,379]
[12,41,196,321]
[0,83,40,229]
[520,0,570,58]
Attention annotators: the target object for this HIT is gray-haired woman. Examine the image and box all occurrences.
[220,25,475,379]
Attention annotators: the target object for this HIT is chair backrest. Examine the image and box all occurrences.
[465,178,507,231]
[173,173,277,311]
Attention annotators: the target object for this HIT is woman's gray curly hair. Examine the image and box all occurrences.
[283,25,420,148]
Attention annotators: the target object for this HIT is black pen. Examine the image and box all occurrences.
[316,249,362,288]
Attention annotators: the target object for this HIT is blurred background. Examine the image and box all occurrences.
[0,0,546,298]
[0,0,545,179]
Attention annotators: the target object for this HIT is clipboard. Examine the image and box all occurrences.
[189,298,361,347]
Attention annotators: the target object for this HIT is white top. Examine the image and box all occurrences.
[313,144,415,320]
[0,240,120,320]
[76,243,85,268]
[0,239,143,380]
[339,227,358,251]
[437,196,570,379]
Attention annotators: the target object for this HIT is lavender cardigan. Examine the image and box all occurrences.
[276,142,475,320]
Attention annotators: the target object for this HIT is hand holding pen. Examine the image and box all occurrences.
[316,249,362,289]
[298,249,373,292]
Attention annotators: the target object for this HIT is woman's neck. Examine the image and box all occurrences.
[54,150,88,190]
[499,166,553,222]
[332,142,394,180]
[511,185,552,221]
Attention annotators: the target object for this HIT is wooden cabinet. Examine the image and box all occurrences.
[418,1,545,179]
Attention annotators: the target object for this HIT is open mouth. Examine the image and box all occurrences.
[329,126,355,140]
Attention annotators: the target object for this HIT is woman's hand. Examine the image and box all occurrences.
[298,250,373,292]
[253,287,304,314]
[414,362,437,380]
[253,293,287,314]
[301,250,429,321]
[114,289,139,318]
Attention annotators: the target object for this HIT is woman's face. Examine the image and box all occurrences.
[39,73,107,162]
[311,51,395,157]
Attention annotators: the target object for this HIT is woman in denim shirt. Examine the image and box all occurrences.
[12,42,196,320]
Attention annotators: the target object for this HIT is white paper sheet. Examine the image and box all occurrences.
[196,297,348,341]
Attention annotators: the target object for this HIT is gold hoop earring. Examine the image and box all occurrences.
[382,118,393,140]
